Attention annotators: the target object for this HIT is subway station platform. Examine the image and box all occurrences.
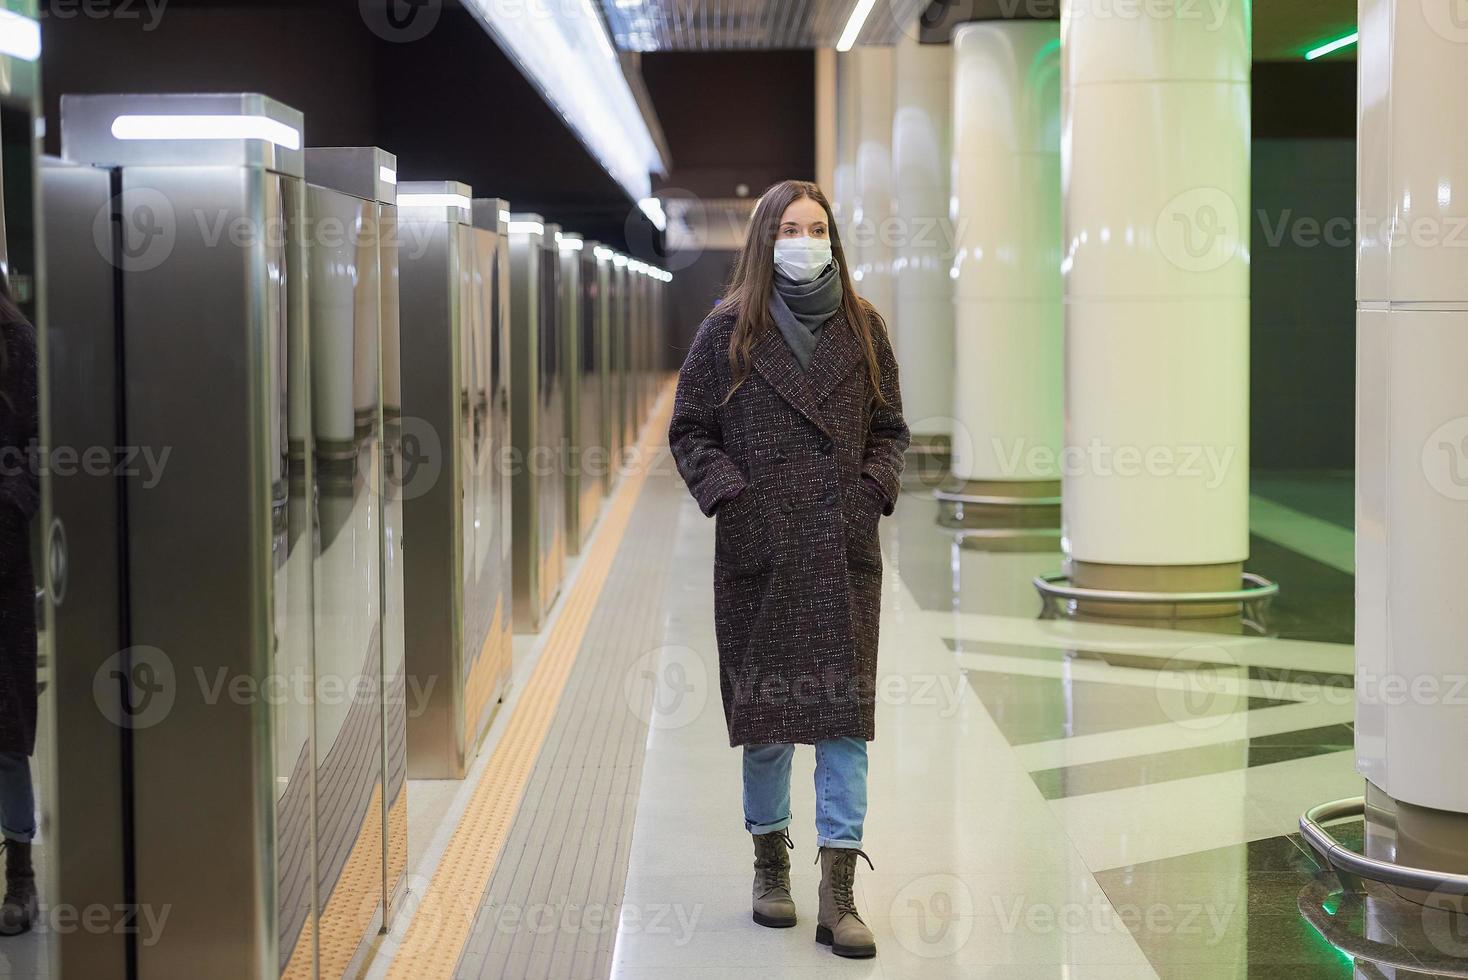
[8,6,1468,977]
[338,387,1456,980]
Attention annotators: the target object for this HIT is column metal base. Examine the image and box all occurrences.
[953,527,1063,553]
[1034,570,1277,632]
[1301,797,1468,906]
[1065,560,1257,622]
[934,478,1061,531]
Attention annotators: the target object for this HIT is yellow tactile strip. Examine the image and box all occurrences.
[385,382,674,980]
[281,784,386,980]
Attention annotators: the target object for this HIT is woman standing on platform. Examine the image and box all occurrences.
[668,179,908,960]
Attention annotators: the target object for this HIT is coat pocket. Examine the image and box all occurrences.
[715,490,772,576]
[843,484,883,570]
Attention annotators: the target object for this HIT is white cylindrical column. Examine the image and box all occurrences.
[832,51,860,232]
[1356,0,1468,855]
[892,32,954,453]
[1062,1,1250,593]
[950,22,1062,505]
[815,48,837,198]
[851,45,894,319]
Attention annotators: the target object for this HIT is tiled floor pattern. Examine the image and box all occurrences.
[605,476,1461,978]
[453,462,687,979]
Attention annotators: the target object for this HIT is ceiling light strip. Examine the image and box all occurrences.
[1305,30,1358,61]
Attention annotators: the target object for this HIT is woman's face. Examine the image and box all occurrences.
[776,196,829,241]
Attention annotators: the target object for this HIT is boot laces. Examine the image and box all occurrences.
[818,848,874,919]
[753,830,793,896]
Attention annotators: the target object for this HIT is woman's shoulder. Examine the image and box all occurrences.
[851,296,885,331]
[692,304,737,345]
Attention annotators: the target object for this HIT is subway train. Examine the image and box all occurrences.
[20,85,671,976]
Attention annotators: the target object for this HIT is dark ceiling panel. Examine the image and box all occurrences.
[39,0,658,251]
[601,0,932,49]
[1255,0,1356,61]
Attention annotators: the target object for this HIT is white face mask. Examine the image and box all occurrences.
[772,237,833,283]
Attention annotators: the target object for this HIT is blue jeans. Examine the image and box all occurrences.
[0,752,35,843]
[743,738,867,849]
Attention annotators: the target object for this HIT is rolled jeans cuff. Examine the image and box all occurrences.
[3,823,35,843]
[745,814,792,836]
[816,836,862,850]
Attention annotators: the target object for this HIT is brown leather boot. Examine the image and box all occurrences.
[751,829,797,928]
[815,847,876,958]
[0,840,37,936]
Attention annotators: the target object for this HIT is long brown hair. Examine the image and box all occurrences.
[719,180,887,404]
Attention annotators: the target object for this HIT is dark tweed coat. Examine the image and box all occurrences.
[669,305,908,746]
[0,317,38,758]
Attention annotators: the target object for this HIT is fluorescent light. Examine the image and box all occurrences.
[638,197,667,232]
[0,10,41,62]
[378,166,398,185]
[1305,30,1358,60]
[559,236,584,251]
[594,246,614,262]
[464,0,663,200]
[399,192,472,210]
[498,209,512,224]
[613,254,628,267]
[111,114,302,150]
[836,0,878,52]
[509,220,545,236]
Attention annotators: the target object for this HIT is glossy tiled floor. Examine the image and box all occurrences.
[605,467,1463,979]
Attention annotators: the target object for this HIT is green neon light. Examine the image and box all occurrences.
[1305,30,1358,60]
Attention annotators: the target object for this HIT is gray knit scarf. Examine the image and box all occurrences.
[768,262,843,370]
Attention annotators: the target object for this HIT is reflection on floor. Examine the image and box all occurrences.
[1253,469,1354,531]
[1250,468,1355,643]
[606,462,1458,979]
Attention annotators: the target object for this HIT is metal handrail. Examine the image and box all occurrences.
[933,488,1061,507]
[953,528,1061,542]
[1033,571,1279,606]
[1300,796,1468,896]
[1296,879,1468,977]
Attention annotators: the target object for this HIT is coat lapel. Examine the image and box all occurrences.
[751,310,867,437]
[751,324,830,436]
[805,311,866,406]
